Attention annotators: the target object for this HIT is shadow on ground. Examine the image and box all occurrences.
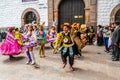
[3,56,26,63]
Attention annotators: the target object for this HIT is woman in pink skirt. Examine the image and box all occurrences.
[0,27,22,59]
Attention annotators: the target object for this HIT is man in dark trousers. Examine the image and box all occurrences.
[112,21,120,61]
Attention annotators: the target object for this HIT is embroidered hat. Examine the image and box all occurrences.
[71,23,77,28]
[61,22,71,29]
[8,27,14,32]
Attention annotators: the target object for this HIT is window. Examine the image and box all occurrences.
[22,0,38,2]
[25,12,37,24]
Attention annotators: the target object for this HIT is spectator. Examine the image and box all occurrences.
[103,26,111,53]
[88,26,95,45]
[97,25,103,46]
[111,21,120,61]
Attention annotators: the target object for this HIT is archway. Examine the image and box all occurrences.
[110,4,120,23]
[21,8,40,25]
[58,0,85,31]
[115,9,120,22]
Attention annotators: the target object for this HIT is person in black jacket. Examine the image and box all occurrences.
[112,21,120,61]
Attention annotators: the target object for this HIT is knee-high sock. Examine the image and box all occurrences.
[26,51,32,62]
[29,51,35,62]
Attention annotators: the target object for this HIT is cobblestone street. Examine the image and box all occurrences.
[0,44,120,80]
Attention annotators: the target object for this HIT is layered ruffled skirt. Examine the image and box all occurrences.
[0,40,22,55]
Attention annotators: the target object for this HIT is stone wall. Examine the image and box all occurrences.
[0,0,48,28]
[97,0,120,26]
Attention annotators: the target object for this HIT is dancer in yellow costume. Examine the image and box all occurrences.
[53,33,63,54]
[14,28,24,46]
[54,22,75,71]
[71,23,82,56]
[80,24,88,49]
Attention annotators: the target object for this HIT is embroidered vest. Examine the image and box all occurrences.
[62,32,72,44]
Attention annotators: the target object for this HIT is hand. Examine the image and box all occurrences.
[114,43,118,46]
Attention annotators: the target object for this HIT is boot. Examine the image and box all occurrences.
[26,51,32,64]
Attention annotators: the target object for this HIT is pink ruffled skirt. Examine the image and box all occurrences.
[0,40,22,55]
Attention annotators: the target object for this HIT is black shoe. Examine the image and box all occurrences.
[9,56,15,60]
[112,58,119,61]
[111,56,115,59]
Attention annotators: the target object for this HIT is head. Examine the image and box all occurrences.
[8,27,14,33]
[108,26,111,30]
[63,25,70,33]
[76,23,80,28]
[61,23,71,32]
[105,25,110,30]
[33,24,38,30]
[28,25,33,32]
[89,26,93,29]
[38,25,43,31]
[114,21,120,27]
[97,25,102,29]
[50,26,56,32]
[71,23,78,30]
[15,28,18,31]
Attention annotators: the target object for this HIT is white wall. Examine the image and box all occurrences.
[97,0,120,26]
[0,0,48,28]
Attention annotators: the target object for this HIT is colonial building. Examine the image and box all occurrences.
[48,0,97,30]
[49,0,120,29]
[1,0,120,29]
[97,0,120,26]
[0,0,48,28]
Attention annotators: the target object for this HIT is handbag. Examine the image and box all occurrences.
[93,41,97,46]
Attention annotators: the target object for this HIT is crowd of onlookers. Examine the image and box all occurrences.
[93,22,120,61]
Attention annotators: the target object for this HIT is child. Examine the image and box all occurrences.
[35,24,46,58]
[47,26,57,48]
[58,23,75,71]
[0,27,22,59]
[24,25,37,65]
[14,28,24,46]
